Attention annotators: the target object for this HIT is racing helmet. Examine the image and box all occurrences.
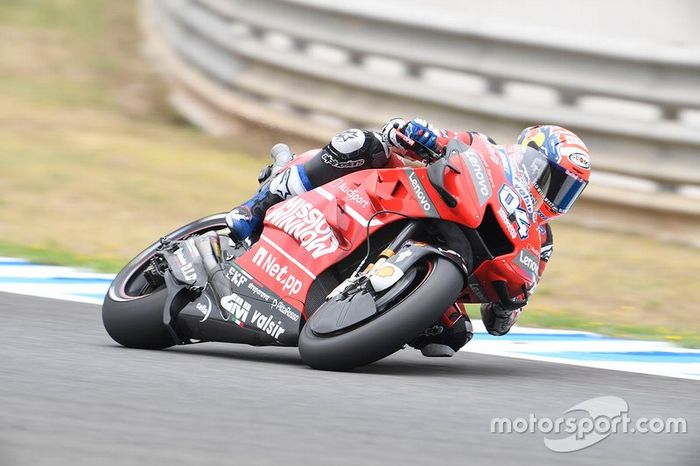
[517,125,591,221]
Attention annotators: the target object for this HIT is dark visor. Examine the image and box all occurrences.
[523,148,588,214]
[543,162,588,213]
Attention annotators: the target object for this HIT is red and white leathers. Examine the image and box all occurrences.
[479,222,553,336]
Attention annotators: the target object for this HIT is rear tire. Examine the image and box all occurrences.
[102,214,228,349]
[102,288,172,349]
[298,257,464,371]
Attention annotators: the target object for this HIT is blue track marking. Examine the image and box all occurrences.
[525,351,700,364]
[479,332,609,341]
[0,277,113,285]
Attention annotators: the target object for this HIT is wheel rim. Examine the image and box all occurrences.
[310,259,434,338]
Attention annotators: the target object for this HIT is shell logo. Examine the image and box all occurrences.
[568,152,591,170]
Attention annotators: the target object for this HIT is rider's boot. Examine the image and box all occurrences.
[256,143,295,184]
[411,305,473,357]
[226,185,283,242]
[226,157,313,242]
[480,303,522,336]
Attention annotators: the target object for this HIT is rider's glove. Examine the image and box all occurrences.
[402,119,439,151]
[381,117,406,150]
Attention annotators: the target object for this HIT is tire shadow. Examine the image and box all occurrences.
[100,342,531,379]
[351,351,532,379]
[174,344,531,379]
[172,344,307,367]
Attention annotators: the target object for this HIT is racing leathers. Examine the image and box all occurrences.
[480,222,553,335]
[226,118,555,355]
[225,128,393,241]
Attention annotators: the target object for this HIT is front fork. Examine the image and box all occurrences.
[309,221,471,336]
[327,220,470,303]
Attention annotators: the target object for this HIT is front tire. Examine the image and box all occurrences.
[298,257,464,371]
[102,214,228,349]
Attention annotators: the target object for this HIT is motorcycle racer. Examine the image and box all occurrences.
[225,119,591,357]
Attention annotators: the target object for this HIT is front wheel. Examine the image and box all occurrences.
[298,257,464,371]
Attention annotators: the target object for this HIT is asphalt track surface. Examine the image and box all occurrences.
[1,292,697,466]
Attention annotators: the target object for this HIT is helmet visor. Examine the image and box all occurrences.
[521,147,588,214]
[539,161,588,214]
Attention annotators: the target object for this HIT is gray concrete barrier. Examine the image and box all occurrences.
[140,0,700,246]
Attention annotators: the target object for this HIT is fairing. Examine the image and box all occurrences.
[178,138,546,346]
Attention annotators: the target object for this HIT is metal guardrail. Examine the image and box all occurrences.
[140,0,700,245]
[215,0,700,120]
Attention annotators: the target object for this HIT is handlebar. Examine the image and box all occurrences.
[394,129,443,163]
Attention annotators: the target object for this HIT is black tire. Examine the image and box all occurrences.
[102,213,228,349]
[102,288,172,349]
[298,257,464,371]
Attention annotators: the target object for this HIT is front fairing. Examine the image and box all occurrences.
[437,138,543,302]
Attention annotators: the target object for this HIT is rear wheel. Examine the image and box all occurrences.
[298,256,464,371]
[102,214,228,349]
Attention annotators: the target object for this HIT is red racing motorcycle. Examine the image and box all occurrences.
[102,134,545,370]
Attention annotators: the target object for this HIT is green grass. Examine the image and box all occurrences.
[0,0,105,35]
[0,0,698,348]
[0,103,263,260]
[0,240,125,273]
[518,308,700,349]
[0,0,102,29]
